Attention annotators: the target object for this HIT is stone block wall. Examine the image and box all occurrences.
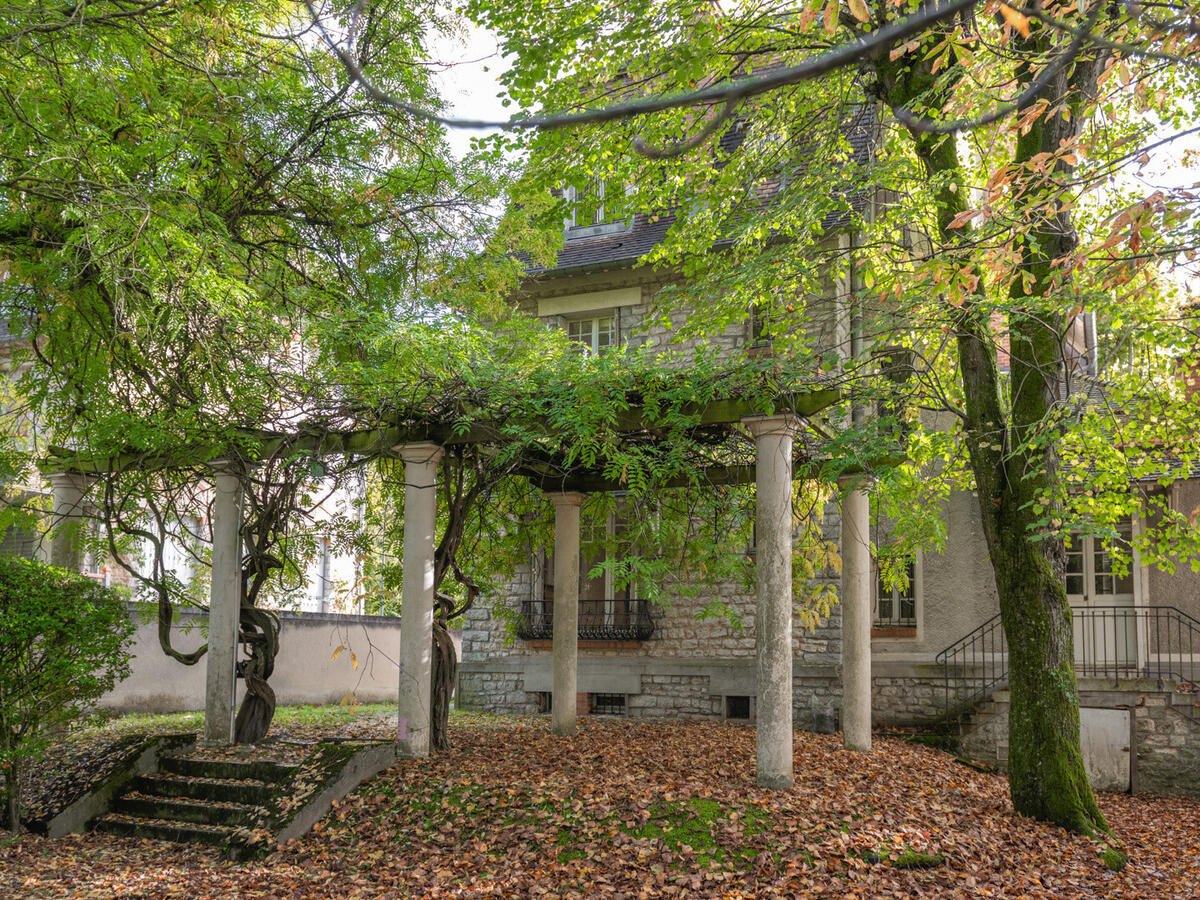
[463,495,845,666]
[871,673,947,726]
[958,681,1200,798]
[1134,691,1200,797]
[627,675,721,719]
[456,669,538,715]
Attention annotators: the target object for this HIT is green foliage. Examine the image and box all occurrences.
[0,556,134,829]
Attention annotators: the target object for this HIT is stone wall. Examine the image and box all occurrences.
[1134,689,1200,797]
[627,674,721,719]
[959,679,1200,798]
[870,669,946,726]
[455,669,537,716]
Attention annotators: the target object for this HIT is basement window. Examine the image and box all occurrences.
[725,695,752,721]
[589,693,626,716]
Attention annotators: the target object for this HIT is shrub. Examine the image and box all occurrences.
[0,556,135,831]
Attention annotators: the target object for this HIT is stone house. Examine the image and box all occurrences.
[457,116,1200,797]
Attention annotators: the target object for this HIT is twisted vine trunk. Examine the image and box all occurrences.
[234,605,280,745]
[430,616,458,752]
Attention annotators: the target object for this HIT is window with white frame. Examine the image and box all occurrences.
[874,554,917,629]
[563,180,629,238]
[1065,519,1134,601]
[567,315,615,355]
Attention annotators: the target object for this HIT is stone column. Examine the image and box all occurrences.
[204,468,243,745]
[745,414,802,790]
[840,480,872,751]
[396,442,444,758]
[48,472,89,572]
[550,491,586,737]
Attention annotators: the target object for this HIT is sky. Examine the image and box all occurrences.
[429,25,510,160]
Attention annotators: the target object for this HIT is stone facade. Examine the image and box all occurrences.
[459,185,1200,797]
[458,495,849,724]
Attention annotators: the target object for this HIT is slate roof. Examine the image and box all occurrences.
[525,103,879,279]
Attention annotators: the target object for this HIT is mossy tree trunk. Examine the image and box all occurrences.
[870,13,1112,838]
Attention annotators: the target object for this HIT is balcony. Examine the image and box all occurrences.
[517,598,656,642]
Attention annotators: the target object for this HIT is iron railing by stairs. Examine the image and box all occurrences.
[937,605,1200,732]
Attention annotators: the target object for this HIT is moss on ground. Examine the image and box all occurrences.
[892,848,946,869]
[625,796,766,867]
[1100,845,1127,872]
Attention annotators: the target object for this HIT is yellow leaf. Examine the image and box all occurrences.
[331,644,344,661]
[351,651,358,672]
[998,2,1030,38]
[823,0,838,33]
[847,0,870,22]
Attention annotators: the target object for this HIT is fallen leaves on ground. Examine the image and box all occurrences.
[3,714,1198,898]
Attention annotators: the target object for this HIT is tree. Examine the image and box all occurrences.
[424,0,1200,852]
[0,556,135,831]
[0,0,516,741]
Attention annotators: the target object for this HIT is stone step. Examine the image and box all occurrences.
[132,773,275,805]
[94,813,239,847]
[113,794,258,827]
[160,756,297,784]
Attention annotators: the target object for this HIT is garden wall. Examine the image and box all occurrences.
[99,606,441,712]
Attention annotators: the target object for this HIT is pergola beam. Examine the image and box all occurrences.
[40,389,842,477]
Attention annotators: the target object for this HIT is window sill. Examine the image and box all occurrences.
[872,626,917,640]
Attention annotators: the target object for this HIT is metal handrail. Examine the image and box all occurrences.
[517,598,656,641]
[937,605,1200,733]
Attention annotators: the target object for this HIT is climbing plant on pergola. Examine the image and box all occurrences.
[43,343,899,783]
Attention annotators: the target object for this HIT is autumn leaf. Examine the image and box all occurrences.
[823,0,839,34]
[846,0,870,23]
[998,2,1031,38]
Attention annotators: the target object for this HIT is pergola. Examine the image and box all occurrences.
[43,385,878,790]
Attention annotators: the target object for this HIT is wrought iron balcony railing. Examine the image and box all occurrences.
[517,598,656,641]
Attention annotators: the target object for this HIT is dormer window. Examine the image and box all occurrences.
[563,180,630,239]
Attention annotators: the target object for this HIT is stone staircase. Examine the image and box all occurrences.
[94,754,297,847]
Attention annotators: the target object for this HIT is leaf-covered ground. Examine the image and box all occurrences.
[3,711,1198,898]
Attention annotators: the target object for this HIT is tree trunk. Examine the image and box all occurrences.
[5,767,18,834]
[869,23,1113,838]
[992,525,1102,830]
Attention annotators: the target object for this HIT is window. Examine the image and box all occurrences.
[1065,519,1134,601]
[725,695,752,721]
[748,304,772,350]
[874,554,916,629]
[567,315,615,356]
[563,180,629,238]
[589,693,626,716]
[521,503,655,642]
